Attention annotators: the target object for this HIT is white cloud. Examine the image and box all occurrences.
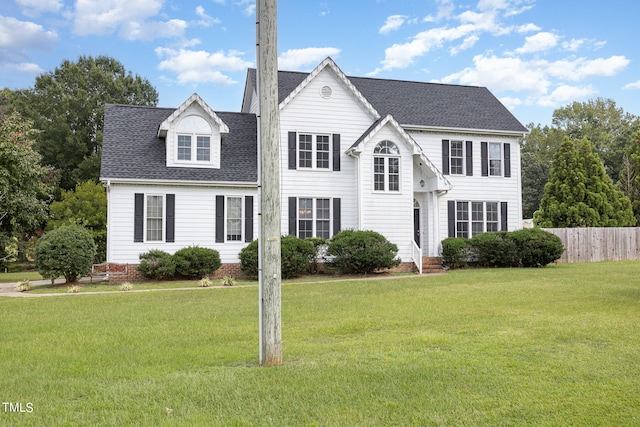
[16,0,62,16]
[548,56,630,81]
[499,96,523,110]
[380,15,407,34]
[155,47,253,85]
[73,0,165,38]
[562,38,585,52]
[441,54,551,95]
[624,80,640,90]
[517,23,540,33]
[515,31,558,54]
[278,47,341,70]
[1,61,44,75]
[0,16,57,52]
[120,19,187,41]
[537,84,596,107]
[450,35,479,55]
[195,6,221,27]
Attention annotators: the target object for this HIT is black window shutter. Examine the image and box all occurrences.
[332,198,341,236]
[288,131,297,170]
[481,142,488,177]
[442,140,450,175]
[447,200,455,238]
[466,141,473,176]
[332,134,341,171]
[215,196,224,243]
[245,196,253,242]
[504,143,511,178]
[501,202,508,231]
[166,194,175,243]
[134,193,144,242]
[288,197,297,236]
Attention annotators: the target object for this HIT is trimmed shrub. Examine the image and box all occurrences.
[327,230,400,274]
[138,249,176,280]
[239,240,259,279]
[441,237,469,269]
[173,246,221,279]
[34,225,96,283]
[239,236,316,279]
[281,235,316,279]
[509,228,564,267]
[468,232,519,267]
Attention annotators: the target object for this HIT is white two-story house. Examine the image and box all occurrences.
[101,57,527,277]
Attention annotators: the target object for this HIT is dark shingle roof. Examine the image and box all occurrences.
[101,104,257,182]
[250,68,527,133]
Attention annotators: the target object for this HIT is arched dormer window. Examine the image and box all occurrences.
[373,140,400,192]
[176,115,212,163]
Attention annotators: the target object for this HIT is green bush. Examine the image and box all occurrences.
[239,236,316,279]
[441,237,469,269]
[137,249,176,280]
[239,240,259,279]
[509,228,564,267]
[173,246,221,279]
[468,232,519,267]
[34,225,96,283]
[327,230,400,274]
[281,235,316,279]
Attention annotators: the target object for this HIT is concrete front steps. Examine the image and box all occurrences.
[422,257,445,274]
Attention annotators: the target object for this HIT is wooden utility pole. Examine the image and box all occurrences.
[256,0,282,366]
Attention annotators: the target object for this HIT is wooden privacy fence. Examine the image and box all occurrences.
[542,227,640,263]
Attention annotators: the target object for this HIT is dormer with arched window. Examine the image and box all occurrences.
[158,93,228,169]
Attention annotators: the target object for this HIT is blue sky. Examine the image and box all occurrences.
[2,0,639,126]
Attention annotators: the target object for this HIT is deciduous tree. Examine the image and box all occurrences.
[11,55,158,189]
[0,111,55,263]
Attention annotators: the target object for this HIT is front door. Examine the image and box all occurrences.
[413,200,420,247]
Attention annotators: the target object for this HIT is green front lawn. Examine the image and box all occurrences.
[0,270,43,283]
[0,262,638,426]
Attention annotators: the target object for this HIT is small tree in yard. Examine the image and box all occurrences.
[34,225,96,283]
[327,230,400,274]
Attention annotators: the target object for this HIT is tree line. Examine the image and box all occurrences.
[522,98,640,227]
[0,55,157,264]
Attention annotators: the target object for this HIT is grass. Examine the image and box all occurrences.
[0,270,43,283]
[0,261,639,426]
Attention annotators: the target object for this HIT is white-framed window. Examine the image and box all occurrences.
[456,201,501,238]
[298,197,331,239]
[373,140,400,192]
[177,135,191,161]
[226,196,243,242]
[489,142,502,176]
[450,140,464,175]
[197,136,211,161]
[146,194,164,242]
[298,133,331,170]
[177,134,211,163]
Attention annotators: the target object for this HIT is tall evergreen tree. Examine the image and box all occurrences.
[534,137,635,227]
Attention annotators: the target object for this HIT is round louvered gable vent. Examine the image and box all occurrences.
[320,85,332,99]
